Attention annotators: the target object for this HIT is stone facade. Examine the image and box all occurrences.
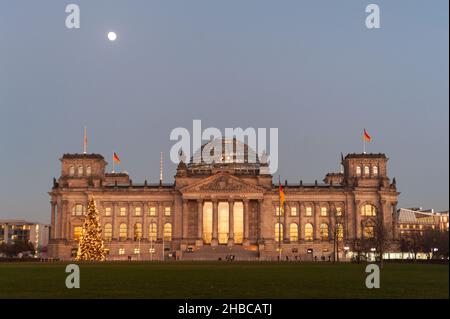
[48,140,399,261]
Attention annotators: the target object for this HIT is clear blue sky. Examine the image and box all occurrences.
[0,1,448,223]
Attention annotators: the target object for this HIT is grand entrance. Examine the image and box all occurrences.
[202,201,244,245]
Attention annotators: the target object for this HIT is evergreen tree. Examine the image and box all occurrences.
[76,198,106,261]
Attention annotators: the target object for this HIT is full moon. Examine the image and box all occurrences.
[107,31,117,41]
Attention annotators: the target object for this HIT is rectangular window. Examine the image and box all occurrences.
[133,248,140,254]
[306,206,312,216]
[290,207,297,216]
[120,207,126,216]
[336,207,342,216]
[149,206,156,216]
[135,207,141,216]
[119,248,125,255]
[276,206,284,216]
[164,207,171,216]
[321,207,327,216]
[105,207,112,216]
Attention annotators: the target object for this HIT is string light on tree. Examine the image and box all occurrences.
[76,198,106,261]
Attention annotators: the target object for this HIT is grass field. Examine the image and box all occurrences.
[0,262,447,299]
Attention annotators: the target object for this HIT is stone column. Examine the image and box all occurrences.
[212,200,218,245]
[158,202,164,241]
[314,202,321,240]
[355,200,361,239]
[257,199,263,242]
[283,202,289,242]
[299,202,304,241]
[112,202,117,240]
[197,199,203,242]
[243,199,250,245]
[182,199,189,240]
[142,202,147,240]
[128,202,133,240]
[228,199,234,246]
[50,201,56,239]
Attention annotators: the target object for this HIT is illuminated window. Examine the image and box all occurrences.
[78,165,83,176]
[203,202,213,244]
[364,166,370,176]
[336,207,343,216]
[120,207,127,216]
[233,202,244,244]
[119,248,125,255]
[289,223,298,242]
[164,207,171,216]
[149,206,156,216]
[73,226,83,241]
[356,166,361,176]
[86,166,91,176]
[276,206,284,216]
[274,223,284,242]
[336,223,344,241]
[304,223,313,241]
[305,206,312,216]
[134,248,140,255]
[321,207,328,216]
[320,223,329,240]
[69,166,75,176]
[164,223,172,241]
[149,223,157,241]
[218,202,229,244]
[119,223,127,241]
[361,204,377,216]
[373,166,378,176]
[290,207,297,216]
[105,207,112,216]
[72,204,84,216]
[135,207,142,216]
[363,226,374,238]
[104,223,112,241]
[134,223,142,241]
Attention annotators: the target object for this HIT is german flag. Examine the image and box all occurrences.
[279,180,285,206]
[113,152,121,163]
[363,129,372,142]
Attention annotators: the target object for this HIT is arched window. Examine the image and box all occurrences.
[149,223,157,241]
[304,223,313,241]
[364,166,370,176]
[361,204,377,216]
[134,223,142,241]
[86,166,91,176]
[336,223,344,241]
[78,165,83,176]
[119,223,127,241]
[164,223,172,242]
[289,223,298,242]
[356,166,361,176]
[274,223,284,242]
[69,165,75,176]
[320,223,329,240]
[104,223,112,241]
[72,204,84,216]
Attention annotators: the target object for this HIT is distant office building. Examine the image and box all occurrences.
[0,219,50,252]
[397,208,449,236]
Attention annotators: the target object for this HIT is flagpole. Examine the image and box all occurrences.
[83,126,87,154]
[278,176,282,262]
[112,152,115,173]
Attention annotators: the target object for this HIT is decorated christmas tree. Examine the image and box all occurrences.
[76,198,106,261]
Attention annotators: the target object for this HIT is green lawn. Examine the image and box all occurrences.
[0,262,447,298]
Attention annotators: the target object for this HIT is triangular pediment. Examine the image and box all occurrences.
[180,172,265,194]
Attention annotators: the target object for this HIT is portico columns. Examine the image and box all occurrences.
[212,200,218,245]
[182,200,189,240]
[228,199,234,246]
[243,199,250,245]
[50,201,56,239]
[197,200,203,245]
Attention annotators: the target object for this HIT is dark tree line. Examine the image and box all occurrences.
[0,241,35,257]
[399,229,449,260]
